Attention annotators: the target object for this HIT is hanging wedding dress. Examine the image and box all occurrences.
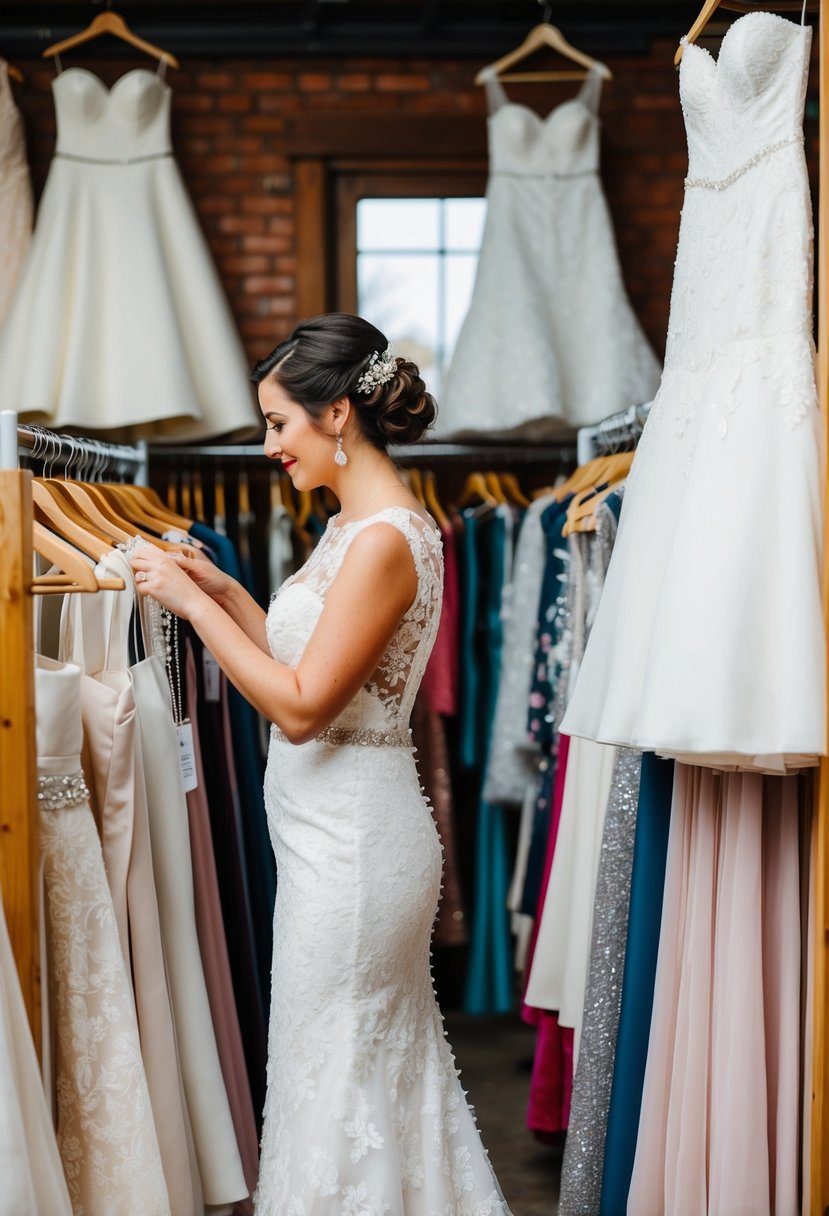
[0,894,71,1216]
[0,60,32,323]
[437,67,660,438]
[256,506,511,1215]
[562,12,825,772]
[0,65,259,440]
[35,654,170,1215]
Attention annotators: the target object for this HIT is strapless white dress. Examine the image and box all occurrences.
[562,13,825,773]
[0,67,259,440]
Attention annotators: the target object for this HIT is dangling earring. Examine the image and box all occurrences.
[334,432,348,466]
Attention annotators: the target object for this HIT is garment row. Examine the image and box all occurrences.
[4,522,284,1216]
[444,450,806,1211]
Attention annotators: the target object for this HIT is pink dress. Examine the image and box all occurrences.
[628,765,800,1215]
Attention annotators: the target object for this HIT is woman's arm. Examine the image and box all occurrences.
[131,523,417,742]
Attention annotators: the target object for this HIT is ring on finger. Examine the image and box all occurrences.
[136,570,148,584]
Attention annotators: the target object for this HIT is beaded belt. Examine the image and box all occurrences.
[37,771,91,812]
[55,150,173,166]
[270,723,412,748]
[685,134,803,191]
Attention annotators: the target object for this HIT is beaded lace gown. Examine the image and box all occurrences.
[437,67,660,438]
[256,506,511,1216]
[562,12,825,772]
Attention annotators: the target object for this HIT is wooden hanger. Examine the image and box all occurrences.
[43,9,179,70]
[423,470,450,531]
[214,469,227,530]
[31,522,125,593]
[193,469,205,524]
[270,466,297,520]
[5,63,23,84]
[47,478,133,546]
[500,472,531,508]
[476,19,612,85]
[562,451,634,536]
[405,468,428,508]
[675,0,815,65]
[129,484,193,532]
[32,479,112,561]
[84,482,179,548]
[295,489,313,529]
[455,471,498,509]
[484,472,508,504]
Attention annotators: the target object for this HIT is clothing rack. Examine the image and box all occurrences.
[576,402,651,465]
[0,9,828,1195]
[7,419,149,484]
[0,413,145,1062]
[147,440,579,465]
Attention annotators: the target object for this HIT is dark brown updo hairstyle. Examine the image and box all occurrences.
[250,313,437,449]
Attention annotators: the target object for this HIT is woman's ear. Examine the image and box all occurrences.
[330,395,352,432]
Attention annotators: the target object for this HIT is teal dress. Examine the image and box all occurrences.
[463,506,514,1015]
[599,752,674,1214]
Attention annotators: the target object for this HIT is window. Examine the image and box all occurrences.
[355,197,486,396]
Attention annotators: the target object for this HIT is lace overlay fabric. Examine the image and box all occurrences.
[562,13,825,770]
[257,508,511,1214]
[437,67,660,438]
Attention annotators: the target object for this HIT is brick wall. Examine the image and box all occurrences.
[11,42,821,369]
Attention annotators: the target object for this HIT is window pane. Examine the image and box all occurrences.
[444,199,487,251]
[444,252,479,353]
[357,252,440,391]
[357,200,441,251]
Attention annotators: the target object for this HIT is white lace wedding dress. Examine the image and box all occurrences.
[437,66,660,438]
[562,12,825,772]
[256,506,511,1216]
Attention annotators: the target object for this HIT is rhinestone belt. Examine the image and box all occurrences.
[37,771,91,812]
[55,150,173,166]
[270,723,413,748]
[685,134,803,191]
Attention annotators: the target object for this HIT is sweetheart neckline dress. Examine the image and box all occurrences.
[0,66,259,441]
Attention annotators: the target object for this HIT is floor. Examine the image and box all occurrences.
[445,1012,562,1216]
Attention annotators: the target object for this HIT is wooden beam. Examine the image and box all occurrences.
[0,469,40,1059]
[295,158,329,319]
[812,0,829,1208]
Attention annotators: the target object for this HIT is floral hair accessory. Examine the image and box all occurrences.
[356,346,396,394]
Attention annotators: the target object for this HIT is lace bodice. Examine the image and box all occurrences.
[483,65,603,178]
[267,507,443,735]
[680,13,810,185]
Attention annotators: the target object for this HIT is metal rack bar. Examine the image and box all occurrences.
[14,423,147,483]
[146,441,578,464]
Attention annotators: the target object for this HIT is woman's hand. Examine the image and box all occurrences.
[165,544,237,605]
[130,545,208,620]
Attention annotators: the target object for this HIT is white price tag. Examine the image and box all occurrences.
[202,649,221,702]
[176,720,198,792]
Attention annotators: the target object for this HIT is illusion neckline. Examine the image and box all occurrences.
[328,504,438,535]
[52,66,170,98]
[681,9,809,70]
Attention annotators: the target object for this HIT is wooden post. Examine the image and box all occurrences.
[0,468,41,1058]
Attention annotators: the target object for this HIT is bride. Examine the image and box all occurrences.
[130,313,512,1215]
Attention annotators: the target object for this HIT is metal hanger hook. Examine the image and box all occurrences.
[538,0,553,23]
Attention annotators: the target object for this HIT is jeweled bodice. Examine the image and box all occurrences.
[266,507,443,735]
[680,13,810,186]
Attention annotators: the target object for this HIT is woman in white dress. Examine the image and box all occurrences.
[131,313,512,1216]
